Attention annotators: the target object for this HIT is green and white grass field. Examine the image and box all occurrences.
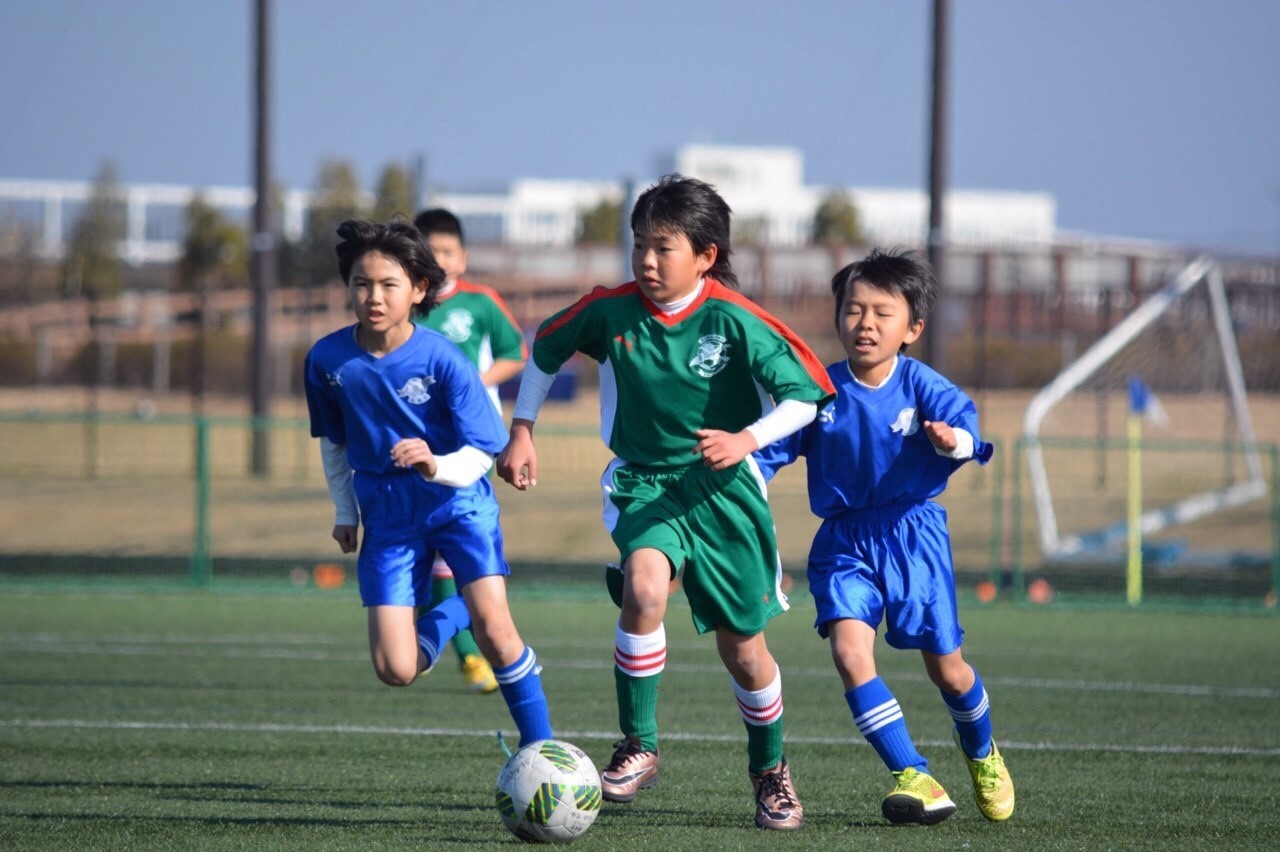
[2,577,1278,850]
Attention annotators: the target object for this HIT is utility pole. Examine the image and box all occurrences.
[619,177,635,282]
[250,0,276,475]
[925,0,950,369]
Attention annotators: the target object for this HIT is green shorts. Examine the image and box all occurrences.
[601,456,789,636]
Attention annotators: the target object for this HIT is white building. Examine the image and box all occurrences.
[0,144,1056,262]
[672,144,1056,249]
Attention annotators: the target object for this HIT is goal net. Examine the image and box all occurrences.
[1020,256,1271,596]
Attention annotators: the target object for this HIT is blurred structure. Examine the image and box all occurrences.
[0,145,1054,260]
[0,144,1276,398]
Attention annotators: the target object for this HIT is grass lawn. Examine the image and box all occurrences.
[2,578,1278,850]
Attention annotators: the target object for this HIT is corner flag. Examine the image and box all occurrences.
[1127,376,1171,429]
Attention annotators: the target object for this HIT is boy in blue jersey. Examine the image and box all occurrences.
[411,208,528,696]
[756,248,1014,825]
[303,219,551,746]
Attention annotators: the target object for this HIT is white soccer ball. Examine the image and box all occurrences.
[495,739,601,844]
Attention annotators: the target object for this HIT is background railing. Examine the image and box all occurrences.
[2,409,1273,609]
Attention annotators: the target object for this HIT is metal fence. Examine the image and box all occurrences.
[0,412,1274,609]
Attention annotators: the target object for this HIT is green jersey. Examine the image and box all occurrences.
[417,279,527,411]
[533,278,835,468]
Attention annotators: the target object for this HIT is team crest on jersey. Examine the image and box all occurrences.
[397,376,436,405]
[890,407,919,436]
[689,334,731,377]
[439,309,474,343]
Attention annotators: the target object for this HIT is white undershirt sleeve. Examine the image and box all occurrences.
[422,444,494,488]
[320,437,359,526]
[934,427,975,460]
[744,399,818,449]
[511,361,557,423]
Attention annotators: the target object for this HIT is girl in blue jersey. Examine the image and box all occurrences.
[303,220,551,746]
[756,248,1014,825]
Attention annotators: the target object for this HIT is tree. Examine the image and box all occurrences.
[732,215,768,247]
[298,159,365,286]
[62,161,125,299]
[371,163,415,223]
[177,194,247,291]
[577,197,622,245]
[812,190,863,246]
[178,194,247,410]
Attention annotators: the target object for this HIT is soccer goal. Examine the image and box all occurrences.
[1021,256,1269,584]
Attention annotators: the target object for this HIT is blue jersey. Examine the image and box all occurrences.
[305,324,511,605]
[304,323,508,514]
[755,356,992,517]
[305,324,507,468]
[757,356,992,651]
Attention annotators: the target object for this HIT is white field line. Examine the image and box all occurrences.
[4,633,1278,700]
[1,718,1277,758]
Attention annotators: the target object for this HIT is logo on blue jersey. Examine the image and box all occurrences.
[325,369,343,388]
[890,407,919,436]
[397,376,436,405]
[440,309,474,343]
[819,406,835,424]
[689,334,730,378]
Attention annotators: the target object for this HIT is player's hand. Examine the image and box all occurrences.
[693,428,758,471]
[391,437,437,479]
[922,420,957,452]
[497,420,538,490]
[332,524,358,554]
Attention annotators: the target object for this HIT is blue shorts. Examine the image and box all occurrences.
[353,471,509,607]
[807,501,963,654]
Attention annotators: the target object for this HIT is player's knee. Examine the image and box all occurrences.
[374,667,415,687]
[622,570,670,611]
[372,655,420,687]
[472,621,522,666]
[716,631,771,681]
[832,642,876,682]
[924,652,973,694]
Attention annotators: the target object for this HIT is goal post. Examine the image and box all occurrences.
[1022,255,1268,573]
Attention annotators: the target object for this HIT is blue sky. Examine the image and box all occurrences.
[1,0,1277,255]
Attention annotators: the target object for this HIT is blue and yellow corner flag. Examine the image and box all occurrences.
[1127,375,1171,428]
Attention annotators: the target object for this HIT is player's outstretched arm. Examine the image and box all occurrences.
[497,419,539,490]
[693,428,759,471]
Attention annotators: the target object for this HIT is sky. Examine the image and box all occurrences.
[1,0,1278,256]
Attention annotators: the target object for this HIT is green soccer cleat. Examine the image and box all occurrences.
[881,767,957,825]
[955,732,1015,821]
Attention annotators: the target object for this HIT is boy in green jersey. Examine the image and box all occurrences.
[498,175,835,831]
[413,208,529,695]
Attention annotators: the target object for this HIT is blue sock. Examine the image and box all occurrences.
[495,645,553,746]
[415,595,470,669]
[943,669,993,759]
[847,678,927,773]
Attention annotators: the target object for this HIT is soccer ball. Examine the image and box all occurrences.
[495,739,601,844]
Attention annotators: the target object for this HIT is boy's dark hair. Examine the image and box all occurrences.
[413,208,465,247]
[631,173,737,288]
[831,248,937,337]
[335,219,446,317]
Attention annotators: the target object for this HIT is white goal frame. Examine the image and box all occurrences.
[1023,255,1267,558]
